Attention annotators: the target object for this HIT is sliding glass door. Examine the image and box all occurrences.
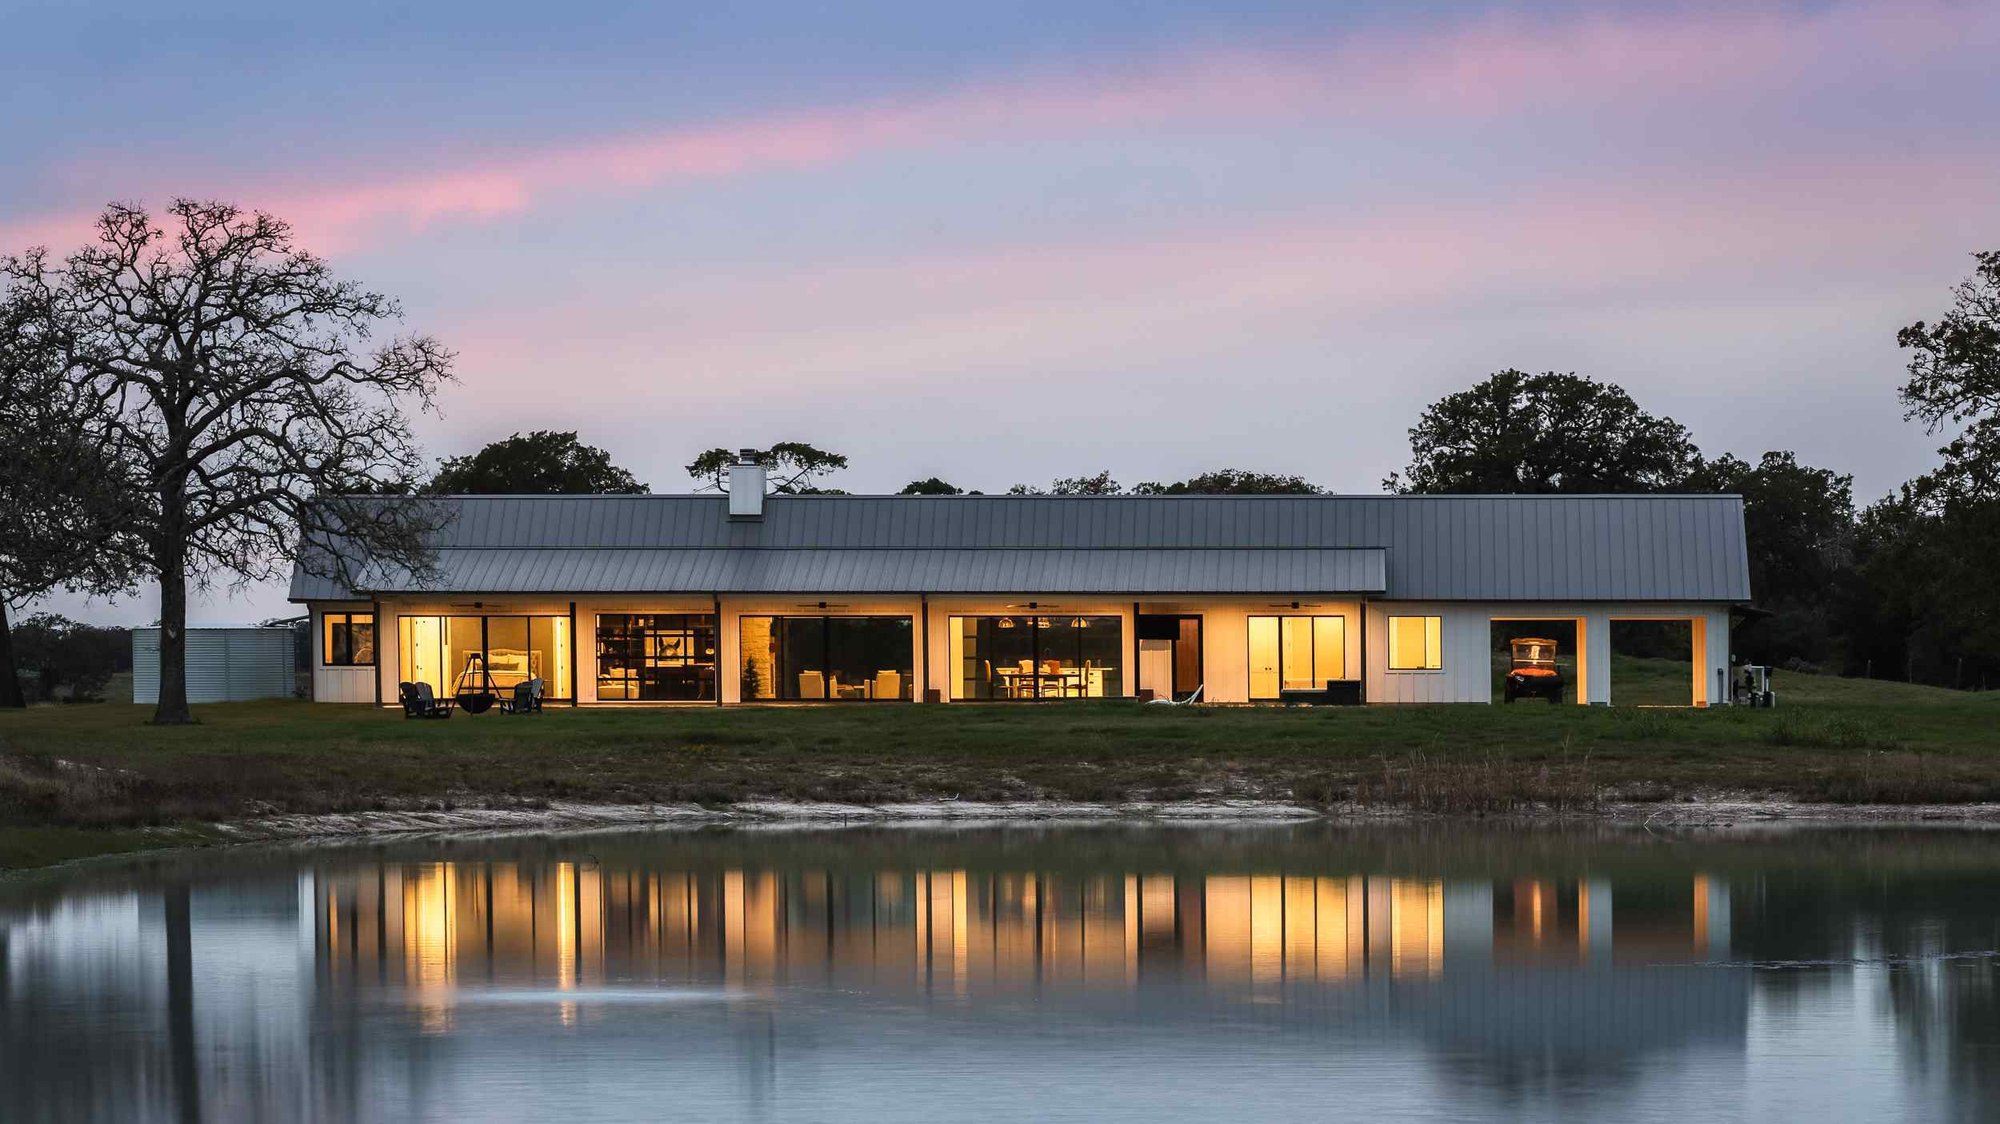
[398,614,573,700]
[1247,615,1345,700]
[950,615,1123,700]
[739,616,913,701]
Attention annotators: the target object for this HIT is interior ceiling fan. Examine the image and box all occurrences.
[1264,601,1326,609]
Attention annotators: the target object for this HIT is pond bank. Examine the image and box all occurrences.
[7,680,2000,870]
[10,794,2000,875]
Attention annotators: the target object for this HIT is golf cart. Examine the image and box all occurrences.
[1502,637,1565,704]
[1733,664,1776,708]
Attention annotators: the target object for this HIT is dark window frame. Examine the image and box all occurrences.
[322,612,376,667]
[949,614,1124,702]
[738,615,915,702]
[595,613,718,702]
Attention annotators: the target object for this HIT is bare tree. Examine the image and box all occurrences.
[2,200,453,723]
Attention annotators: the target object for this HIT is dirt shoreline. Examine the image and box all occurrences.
[208,795,2000,844]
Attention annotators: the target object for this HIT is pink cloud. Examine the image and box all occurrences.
[435,150,2000,405]
[3,0,1988,255]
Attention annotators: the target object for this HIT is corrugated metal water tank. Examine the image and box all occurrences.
[131,627,298,704]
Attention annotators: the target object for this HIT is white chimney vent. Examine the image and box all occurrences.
[728,449,766,520]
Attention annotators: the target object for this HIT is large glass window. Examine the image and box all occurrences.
[322,612,375,666]
[1248,615,1346,699]
[739,616,913,701]
[596,614,717,701]
[1387,615,1444,671]
[950,615,1123,700]
[398,614,573,700]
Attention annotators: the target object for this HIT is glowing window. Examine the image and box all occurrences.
[1387,615,1443,671]
[322,612,375,666]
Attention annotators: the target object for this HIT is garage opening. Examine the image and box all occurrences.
[1489,619,1582,705]
[1609,619,1700,706]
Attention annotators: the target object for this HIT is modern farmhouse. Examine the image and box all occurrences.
[290,463,1751,709]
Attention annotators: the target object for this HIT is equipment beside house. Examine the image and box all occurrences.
[1733,665,1776,708]
[132,626,300,704]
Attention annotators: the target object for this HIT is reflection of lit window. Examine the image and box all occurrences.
[1387,615,1443,670]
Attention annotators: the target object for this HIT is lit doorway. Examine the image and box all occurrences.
[1136,615,1202,702]
[1609,618,1703,706]
[1489,618,1582,705]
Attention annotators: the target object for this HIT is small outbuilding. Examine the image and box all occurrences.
[131,626,301,704]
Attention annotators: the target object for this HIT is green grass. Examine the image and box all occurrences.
[3,666,1999,870]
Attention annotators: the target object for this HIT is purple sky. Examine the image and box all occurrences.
[9,0,1998,625]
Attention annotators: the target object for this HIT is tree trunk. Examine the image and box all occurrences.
[0,600,23,708]
[152,543,195,724]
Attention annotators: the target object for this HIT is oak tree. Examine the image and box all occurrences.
[0,293,141,705]
[432,430,647,494]
[1388,370,1702,494]
[686,443,849,494]
[2,200,452,723]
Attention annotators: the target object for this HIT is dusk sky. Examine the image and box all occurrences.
[8,0,1998,625]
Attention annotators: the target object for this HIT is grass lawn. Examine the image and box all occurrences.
[3,661,1998,869]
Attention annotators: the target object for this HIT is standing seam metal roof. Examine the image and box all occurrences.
[288,493,1751,603]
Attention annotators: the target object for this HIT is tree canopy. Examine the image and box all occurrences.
[686,443,849,494]
[1132,470,1324,495]
[899,477,964,495]
[3,200,451,722]
[1387,370,1703,494]
[1689,451,1853,608]
[1007,471,1119,495]
[0,290,143,705]
[431,430,647,494]
[1846,250,2000,685]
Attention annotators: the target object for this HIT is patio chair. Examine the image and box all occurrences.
[499,677,545,715]
[399,681,455,719]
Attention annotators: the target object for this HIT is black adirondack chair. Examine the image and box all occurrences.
[498,677,545,715]
[399,681,456,719]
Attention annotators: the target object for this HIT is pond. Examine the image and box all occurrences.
[3,823,1997,1122]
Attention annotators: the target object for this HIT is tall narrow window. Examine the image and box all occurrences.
[1247,615,1345,700]
[1387,615,1443,671]
[322,612,375,666]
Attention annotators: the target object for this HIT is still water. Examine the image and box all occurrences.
[3,823,1997,1123]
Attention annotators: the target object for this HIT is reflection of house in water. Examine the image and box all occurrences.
[315,865,1462,1000]
[313,861,1746,1074]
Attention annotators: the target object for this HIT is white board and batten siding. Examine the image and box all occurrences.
[132,627,298,704]
[1362,602,1733,706]
[311,603,378,703]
